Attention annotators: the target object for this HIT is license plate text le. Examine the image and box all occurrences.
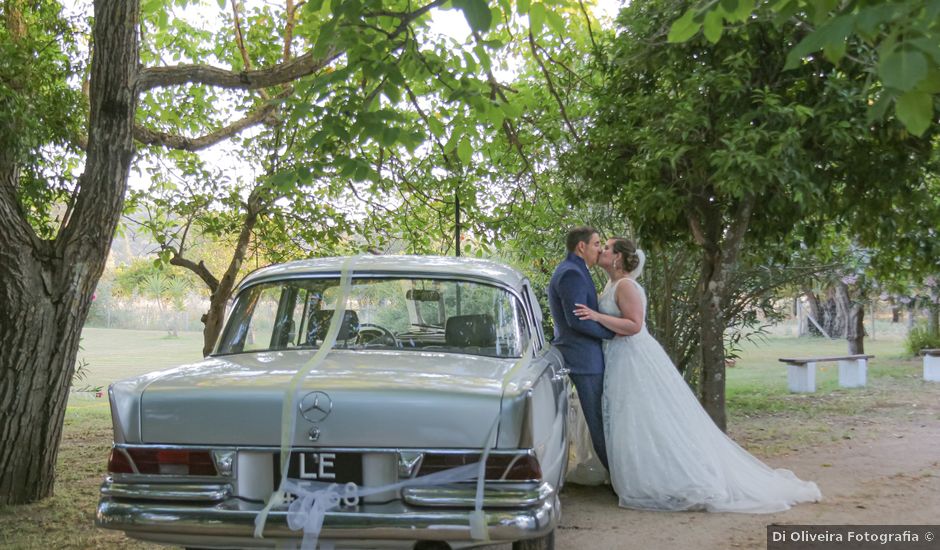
[300,452,335,480]
[281,451,363,484]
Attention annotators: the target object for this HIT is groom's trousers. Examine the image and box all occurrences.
[568,372,609,470]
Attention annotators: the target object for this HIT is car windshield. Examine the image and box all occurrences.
[215,277,530,358]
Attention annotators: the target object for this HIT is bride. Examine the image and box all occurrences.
[572,237,821,513]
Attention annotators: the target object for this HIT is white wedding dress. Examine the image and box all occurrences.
[599,277,821,513]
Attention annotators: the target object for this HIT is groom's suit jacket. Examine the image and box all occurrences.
[548,252,614,375]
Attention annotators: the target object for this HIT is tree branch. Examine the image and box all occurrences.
[58,0,138,261]
[403,84,453,167]
[365,0,447,29]
[687,208,706,246]
[0,158,40,250]
[283,0,303,62]
[721,193,756,273]
[536,41,586,84]
[229,0,271,101]
[213,190,263,302]
[137,49,341,91]
[527,31,580,140]
[577,0,597,51]
[231,0,251,70]
[169,253,220,293]
[137,0,444,92]
[501,117,532,174]
[134,103,277,151]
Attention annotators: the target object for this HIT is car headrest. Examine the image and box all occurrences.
[309,309,359,343]
[445,314,496,348]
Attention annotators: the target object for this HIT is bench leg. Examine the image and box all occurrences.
[787,362,816,393]
[838,358,867,388]
[926,355,940,382]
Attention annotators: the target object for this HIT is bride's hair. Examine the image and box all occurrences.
[611,238,641,273]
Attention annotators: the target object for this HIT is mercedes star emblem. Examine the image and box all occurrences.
[299,391,333,423]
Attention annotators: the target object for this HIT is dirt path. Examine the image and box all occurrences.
[553,390,940,550]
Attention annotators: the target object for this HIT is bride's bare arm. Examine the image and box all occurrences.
[573,281,644,336]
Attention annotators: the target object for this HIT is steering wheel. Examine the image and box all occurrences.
[357,323,399,347]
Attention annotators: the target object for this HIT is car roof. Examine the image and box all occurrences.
[238,255,529,291]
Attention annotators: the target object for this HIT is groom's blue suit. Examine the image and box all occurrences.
[548,252,614,469]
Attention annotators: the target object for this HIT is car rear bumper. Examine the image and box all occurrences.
[96,493,558,548]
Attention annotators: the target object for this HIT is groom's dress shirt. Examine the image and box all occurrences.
[548,252,614,375]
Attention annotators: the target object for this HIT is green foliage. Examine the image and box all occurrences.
[453,0,493,32]
[640,242,702,378]
[571,0,932,259]
[112,259,196,301]
[0,1,87,238]
[905,323,940,355]
[670,0,940,136]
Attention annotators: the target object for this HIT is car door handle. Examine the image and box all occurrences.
[552,367,570,381]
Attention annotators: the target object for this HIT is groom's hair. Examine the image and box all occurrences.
[566,226,597,252]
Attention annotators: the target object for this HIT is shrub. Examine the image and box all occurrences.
[905,324,940,356]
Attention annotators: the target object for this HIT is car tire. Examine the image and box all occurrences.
[513,530,555,550]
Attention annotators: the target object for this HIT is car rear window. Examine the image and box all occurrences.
[215,277,529,358]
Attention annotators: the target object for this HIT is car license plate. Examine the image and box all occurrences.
[276,452,363,485]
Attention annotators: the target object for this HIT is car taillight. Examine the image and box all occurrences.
[107,448,134,474]
[417,453,542,481]
[107,447,218,476]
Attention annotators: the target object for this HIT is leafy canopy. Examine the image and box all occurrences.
[669,0,940,136]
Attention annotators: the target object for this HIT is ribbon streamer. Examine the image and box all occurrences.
[255,256,359,540]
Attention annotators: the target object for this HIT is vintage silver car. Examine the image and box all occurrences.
[96,256,569,549]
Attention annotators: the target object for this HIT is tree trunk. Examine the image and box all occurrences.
[0,253,79,504]
[847,303,865,354]
[824,286,845,339]
[697,246,727,432]
[190,197,262,356]
[201,297,227,356]
[928,306,939,338]
[834,281,852,338]
[802,290,822,337]
[0,0,139,505]
[687,194,753,433]
[833,281,865,353]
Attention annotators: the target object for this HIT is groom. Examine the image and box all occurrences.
[548,226,614,470]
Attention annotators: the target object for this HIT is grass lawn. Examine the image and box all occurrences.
[728,335,914,405]
[75,327,205,391]
[725,335,926,455]
[0,328,928,549]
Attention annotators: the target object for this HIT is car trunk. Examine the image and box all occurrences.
[134,349,516,448]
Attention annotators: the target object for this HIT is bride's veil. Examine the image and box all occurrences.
[629,248,646,280]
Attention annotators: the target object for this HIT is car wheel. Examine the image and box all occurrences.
[513,530,554,550]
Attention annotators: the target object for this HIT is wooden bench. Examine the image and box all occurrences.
[922,349,940,382]
[778,354,874,393]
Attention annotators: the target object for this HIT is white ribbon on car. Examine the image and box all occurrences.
[282,462,482,550]
[254,255,359,544]
[257,420,500,550]
[252,257,540,549]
